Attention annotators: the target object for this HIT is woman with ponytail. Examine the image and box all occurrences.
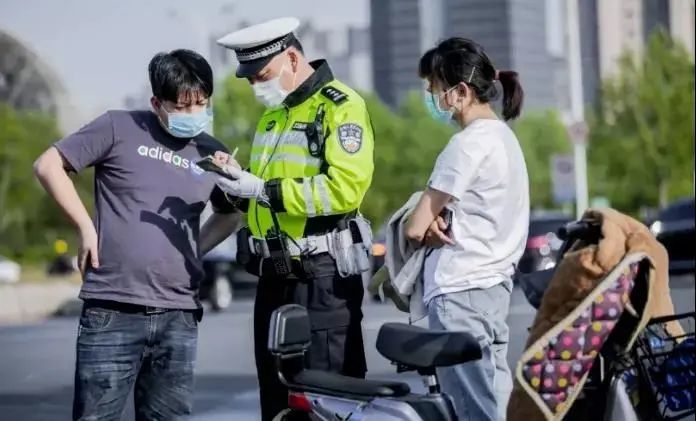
[405,37,530,421]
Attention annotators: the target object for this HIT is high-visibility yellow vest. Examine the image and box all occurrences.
[248,60,374,240]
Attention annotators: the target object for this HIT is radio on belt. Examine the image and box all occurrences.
[260,200,292,276]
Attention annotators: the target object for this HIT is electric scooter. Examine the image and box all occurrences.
[266,220,599,420]
[269,218,696,420]
[268,304,482,420]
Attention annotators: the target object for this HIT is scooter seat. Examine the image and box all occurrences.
[290,369,411,397]
[377,323,482,369]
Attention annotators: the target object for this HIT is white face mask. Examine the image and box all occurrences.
[252,62,296,108]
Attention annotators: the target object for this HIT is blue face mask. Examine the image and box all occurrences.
[160,106,212,138]
[424,88,455,124]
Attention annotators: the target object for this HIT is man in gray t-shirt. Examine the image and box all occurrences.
[34,49,241,420]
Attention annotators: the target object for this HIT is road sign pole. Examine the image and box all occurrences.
[551,154,576,204]
[566,0,589,218]
[573,140,588,217]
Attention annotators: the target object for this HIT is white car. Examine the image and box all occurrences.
[0,256,21,283]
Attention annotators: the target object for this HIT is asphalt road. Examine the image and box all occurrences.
[0,276,693,421]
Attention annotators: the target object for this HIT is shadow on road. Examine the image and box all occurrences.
[0,384,73,421]
[0,373,259,421]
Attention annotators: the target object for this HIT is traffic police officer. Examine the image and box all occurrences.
[216,17,374,420]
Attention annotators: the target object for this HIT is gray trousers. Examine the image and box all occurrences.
[427,280,513,421]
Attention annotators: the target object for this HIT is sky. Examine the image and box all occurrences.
[0,0,369,121]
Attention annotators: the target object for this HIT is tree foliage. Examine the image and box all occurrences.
[512,110,572,209]
[588,30,695,210]
[362,91,454,224]
[0,105,92,260]
[212,76,265,161]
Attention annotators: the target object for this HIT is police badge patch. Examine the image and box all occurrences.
[337,123,363,154]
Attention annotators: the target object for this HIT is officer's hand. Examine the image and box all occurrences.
[216,169,268,201]
[213,151,241,171]
[423,216,454,248]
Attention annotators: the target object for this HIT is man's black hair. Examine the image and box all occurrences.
[148,49,213,103]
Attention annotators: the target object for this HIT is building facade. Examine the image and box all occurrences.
[597,0,695,79]
[371,0,558,110]
[370,0,422,108]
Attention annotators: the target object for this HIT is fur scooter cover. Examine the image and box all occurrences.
[507,208,683,421]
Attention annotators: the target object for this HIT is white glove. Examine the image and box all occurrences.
[216,165,268,201]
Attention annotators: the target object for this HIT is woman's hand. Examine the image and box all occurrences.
[405,188,454,246]
[423,216,454,248]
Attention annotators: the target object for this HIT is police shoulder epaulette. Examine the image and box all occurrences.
[320,85,349,105]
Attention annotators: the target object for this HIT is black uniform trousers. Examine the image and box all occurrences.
[253,253,367,421]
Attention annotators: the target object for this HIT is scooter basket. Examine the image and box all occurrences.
[633,312,696,420]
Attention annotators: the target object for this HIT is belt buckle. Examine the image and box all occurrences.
[145,306,165,315]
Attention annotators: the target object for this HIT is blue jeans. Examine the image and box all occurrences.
[73,301,199,421]
[427,280,513,421]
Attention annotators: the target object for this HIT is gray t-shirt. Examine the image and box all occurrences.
[55,110,234,309]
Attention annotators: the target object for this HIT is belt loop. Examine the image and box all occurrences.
[326,232,335,257]
[145,306,166,315]
[305,237,315,253]
[260,240,270,258]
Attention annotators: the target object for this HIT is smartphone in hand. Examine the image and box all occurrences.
[439,208,453,236]
[195,156,237,179]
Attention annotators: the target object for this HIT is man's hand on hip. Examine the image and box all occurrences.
[78,225,100,276]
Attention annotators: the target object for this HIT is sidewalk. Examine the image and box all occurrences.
[0,282,81,325]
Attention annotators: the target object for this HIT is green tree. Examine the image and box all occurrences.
[512,110,572,210]
[588,30,695,211]
[362,91,454,226]
[0,105,91,260]
[212,77,265,160]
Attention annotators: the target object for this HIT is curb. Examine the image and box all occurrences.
[0,282,81,325]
